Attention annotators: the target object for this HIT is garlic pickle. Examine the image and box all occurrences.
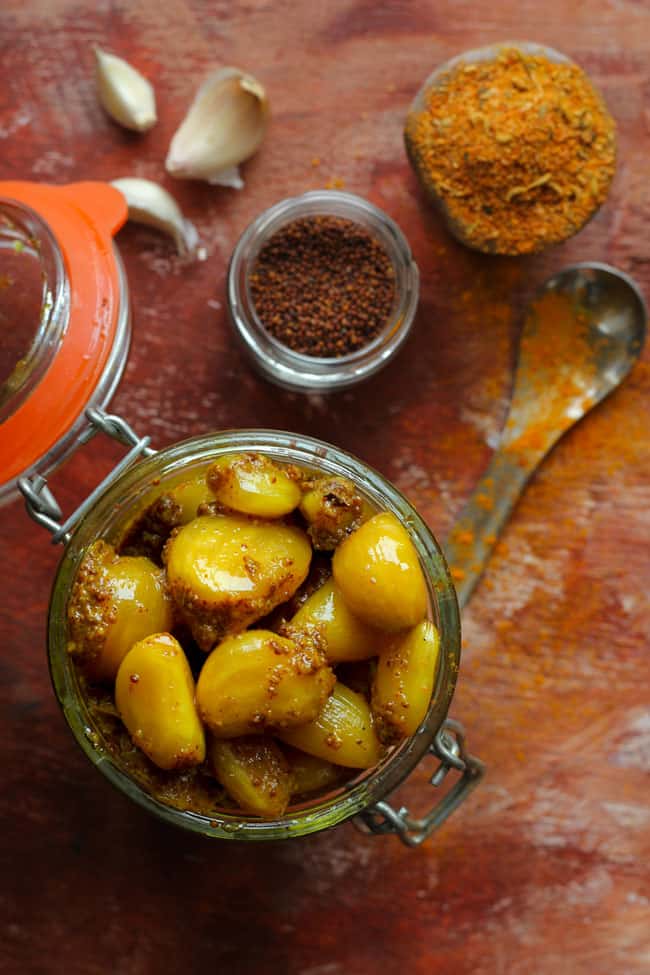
[168,472,216,523]
[287,750,343,797]
[115,633,205,770]
[207,452,301,518]
[286,577,381,663]
[278,681,381,769]
[332,512,427,632]
[68,445,449,819]
[299,475,365,550]
[117,472,215,562]
[372,619,440,743]
[67,540,173,682]
[196,629,335,737]
[165,514,312,650]
[210,736,291,818]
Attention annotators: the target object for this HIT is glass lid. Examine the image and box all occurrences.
[0,199,69,424]
[0,181,129,505]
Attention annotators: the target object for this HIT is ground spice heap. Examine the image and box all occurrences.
[405,47,617,255]
[249,215,396,357]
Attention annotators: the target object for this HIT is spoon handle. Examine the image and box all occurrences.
[443,449,538,610]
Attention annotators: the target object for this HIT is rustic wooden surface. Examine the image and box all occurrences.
[1,2,649,973]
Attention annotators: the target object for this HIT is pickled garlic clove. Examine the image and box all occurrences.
[66,540,173,683]
[196,629,335,738]
[278,682,382,769]
[332,512,427,632]
[115,633,206,771]
[210,737,292,818]
[372,619,440,743]
[164,514,312,651]
[206,453,301,519]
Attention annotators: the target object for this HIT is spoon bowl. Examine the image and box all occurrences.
[444,262,647,608]
[532,262,647,391]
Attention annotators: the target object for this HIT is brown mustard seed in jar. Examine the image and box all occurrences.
[248,215,396,357]
[405,47,617,255]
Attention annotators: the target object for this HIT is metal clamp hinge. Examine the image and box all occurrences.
[354,718,485,848]
[18,408,155,545]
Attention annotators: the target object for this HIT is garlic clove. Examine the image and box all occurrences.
[95,47,157,133]
[206,165,244,190]
[165,67,268,187]
[110,178,198,256]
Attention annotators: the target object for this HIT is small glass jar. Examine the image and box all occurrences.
[47,427,482,844]
[227,191,420,394]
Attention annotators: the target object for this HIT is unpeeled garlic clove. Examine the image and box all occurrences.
[110,178,198,256]
[95,47,157,133]
[165,67,268,188]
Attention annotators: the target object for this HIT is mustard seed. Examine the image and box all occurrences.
[249,215,396,358]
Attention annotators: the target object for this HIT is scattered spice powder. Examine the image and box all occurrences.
[249,215,396,357]
[476,492,494,511]
[454,529,475,545]
[502,290,601,464]
[405,47,617,255]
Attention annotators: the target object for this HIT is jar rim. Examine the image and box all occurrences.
[48,429,461,840]
[227,191,420,393]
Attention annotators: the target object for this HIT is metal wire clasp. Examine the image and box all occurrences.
[18,408,155,546]
[354,718,485,847]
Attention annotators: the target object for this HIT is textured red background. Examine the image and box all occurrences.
[1,2,649,973]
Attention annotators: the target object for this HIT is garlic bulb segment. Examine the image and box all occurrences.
[110,178,198,256]
[94,47,157,133]
[165,67,269,188]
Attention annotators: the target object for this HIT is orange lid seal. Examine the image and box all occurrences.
[0,181,128,489]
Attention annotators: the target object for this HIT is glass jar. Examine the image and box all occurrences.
[227,191,420,393]
[0,182,131,505]
[46,423,483,845]
[6,179,482,847]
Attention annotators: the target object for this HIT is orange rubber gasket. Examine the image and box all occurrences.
[0,181,128,486]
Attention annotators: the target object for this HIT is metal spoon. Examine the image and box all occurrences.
[444,262,647,609]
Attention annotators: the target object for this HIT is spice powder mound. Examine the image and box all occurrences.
[405,47,617,255]
[249,216,396,357]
